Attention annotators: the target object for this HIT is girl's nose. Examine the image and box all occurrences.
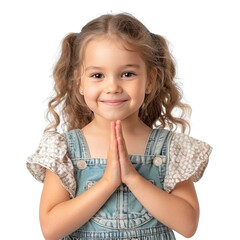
[104,77,123,94]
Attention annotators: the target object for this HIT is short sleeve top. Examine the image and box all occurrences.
[26,130,212,199]
[26,131,76,199]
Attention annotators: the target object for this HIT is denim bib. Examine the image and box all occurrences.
[62,129,176,240]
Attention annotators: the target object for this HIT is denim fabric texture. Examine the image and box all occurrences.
[62,129,176,240]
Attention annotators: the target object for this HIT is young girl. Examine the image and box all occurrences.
[26,13,212,240]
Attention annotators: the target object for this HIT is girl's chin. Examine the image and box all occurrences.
[92,111,139,123]
[96,115,126,123]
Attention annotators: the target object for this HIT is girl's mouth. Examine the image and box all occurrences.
[100,100,127,106]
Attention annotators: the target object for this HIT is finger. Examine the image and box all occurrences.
[116,121,122,146]
[110,121,118,157]
[116,121,128,156]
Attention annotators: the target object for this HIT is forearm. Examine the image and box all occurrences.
[126,175,199,238]
[42,179,116,240]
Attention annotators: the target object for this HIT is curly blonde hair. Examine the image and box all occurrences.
[45,13,191,133]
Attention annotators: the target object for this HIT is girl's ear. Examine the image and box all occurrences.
[146,68,157,94]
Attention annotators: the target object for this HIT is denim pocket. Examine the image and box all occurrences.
[87,180,119,229]
[124,179,154,228]
[87,179,154,229]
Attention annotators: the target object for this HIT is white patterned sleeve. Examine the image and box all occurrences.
[164,133,212,193]
[26,131,76,199]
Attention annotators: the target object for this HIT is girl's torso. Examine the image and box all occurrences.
[62,128,176,240]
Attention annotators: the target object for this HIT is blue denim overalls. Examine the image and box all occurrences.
[62,128,176,240]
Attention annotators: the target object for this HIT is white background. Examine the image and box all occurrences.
[0,0,239,239]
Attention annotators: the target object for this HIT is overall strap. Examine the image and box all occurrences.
[149,129,172,156]
[63,129,90,159]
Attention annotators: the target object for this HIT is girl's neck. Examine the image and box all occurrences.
[85,116,149,136]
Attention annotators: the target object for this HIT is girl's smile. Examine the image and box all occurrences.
[99,99,127,107]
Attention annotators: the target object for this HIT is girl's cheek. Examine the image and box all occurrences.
[132,89,145,101]
[84,82,98,95]
[83,87,101,105]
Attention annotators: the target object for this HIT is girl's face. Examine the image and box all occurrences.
[79,36,150,123]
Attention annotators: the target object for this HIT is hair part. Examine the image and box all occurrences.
[45,12,191,134]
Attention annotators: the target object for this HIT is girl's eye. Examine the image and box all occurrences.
[122,72,135,78]
[91,73,104,78]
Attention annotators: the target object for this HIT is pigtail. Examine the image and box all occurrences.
[156,34,191,133]
[140,34,191,133]
[44,33,78,132]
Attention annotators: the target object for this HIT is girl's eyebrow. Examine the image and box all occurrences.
[85,66,104,72]
[123,64,141,69]
[85,64,141,72]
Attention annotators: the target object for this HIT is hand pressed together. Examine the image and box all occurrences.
[115,120,139,185]
[102,120,138,189]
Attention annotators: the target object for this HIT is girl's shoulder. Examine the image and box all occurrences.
[39,130,67,145]
[153,128,212,155]
[169,131,212,158]
[163,131,212,193]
